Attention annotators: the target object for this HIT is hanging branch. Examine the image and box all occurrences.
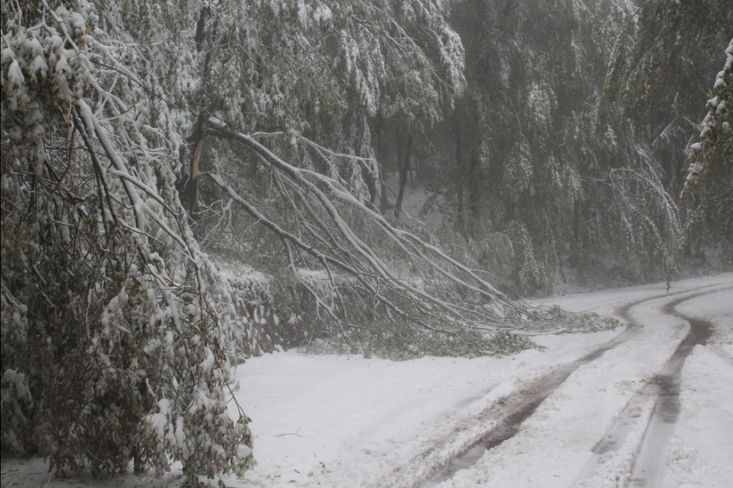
[199,118,532,340]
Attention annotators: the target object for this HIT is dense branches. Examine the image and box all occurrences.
[684,38,733,190]
[682,38,733,258]
[0,0,497,483]
[0,1,254,482]
[404,0,732,290]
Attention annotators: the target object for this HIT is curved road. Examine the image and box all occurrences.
[373,278,733,488]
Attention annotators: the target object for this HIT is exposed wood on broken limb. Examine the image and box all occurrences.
[198,118,533,343]
[181,112,209,215]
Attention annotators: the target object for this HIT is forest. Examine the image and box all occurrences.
[1,0,731,486]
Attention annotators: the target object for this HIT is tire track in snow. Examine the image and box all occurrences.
[430,286,727,484]
[626,298,721,487]
[572,286,732,488]
[373,284,726,488]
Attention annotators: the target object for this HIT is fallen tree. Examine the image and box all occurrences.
[1,0,534,485]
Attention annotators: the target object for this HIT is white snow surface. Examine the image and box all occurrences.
[1,273,732,488]
[660,289,733,488]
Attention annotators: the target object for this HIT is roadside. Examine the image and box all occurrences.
[2,273,731,488]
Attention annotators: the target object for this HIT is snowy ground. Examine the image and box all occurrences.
[2,273,732,488]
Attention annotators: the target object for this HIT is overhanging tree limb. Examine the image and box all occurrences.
[202,119,531,337]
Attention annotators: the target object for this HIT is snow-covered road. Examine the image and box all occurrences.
[232,274,733,488]
[434,284,733,488]
[2,274,731,488]
[373,278,733,488]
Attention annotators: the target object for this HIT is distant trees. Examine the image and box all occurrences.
[405,0,732,290]
[599,1,733,269]
[432,0,628,291]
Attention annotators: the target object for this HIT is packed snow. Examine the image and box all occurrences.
[1,273,731,488]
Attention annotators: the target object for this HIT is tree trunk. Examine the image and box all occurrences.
[180,114,207,217]
[373,114,393,214]
[394,131,413,220]
[454,122,465,236]
[467,141,481,236]
[379,173,391,213]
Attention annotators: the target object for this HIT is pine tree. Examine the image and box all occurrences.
[683,37,733,262]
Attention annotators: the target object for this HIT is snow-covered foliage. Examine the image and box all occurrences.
[404,0,731,290]
[597,2,732,270]
[608,163,685,278]
[0,1,254,482]
[436,0,631,289]
[681,37,733,262]
[0,0,493,482]
[684,38,732,187]
[2,0,729,483]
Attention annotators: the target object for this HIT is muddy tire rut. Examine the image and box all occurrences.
[624,301,715,487]
[573,287,729,488]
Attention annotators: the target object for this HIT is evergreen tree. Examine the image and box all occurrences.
[683,37,733,263]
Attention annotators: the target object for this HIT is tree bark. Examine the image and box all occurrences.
[180,113,207,216]
[454,121,465,236]
[394,131,413,220]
